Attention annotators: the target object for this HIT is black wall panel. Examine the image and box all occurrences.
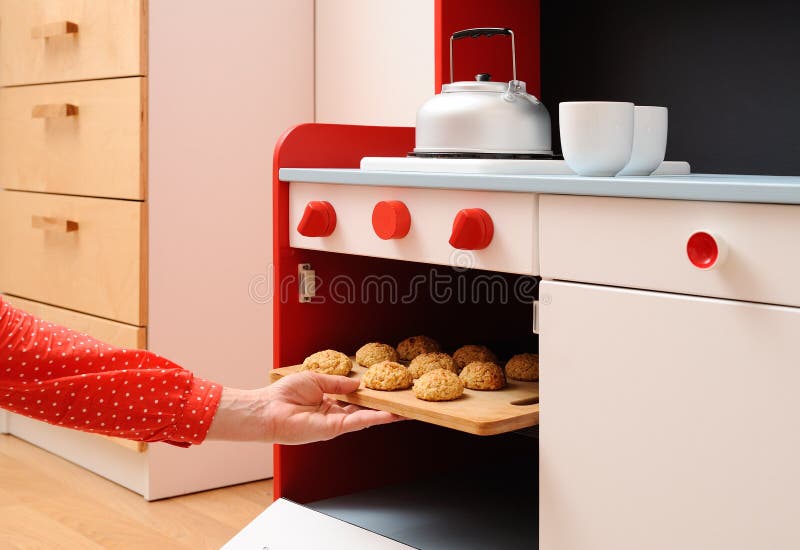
[540,0,800,175]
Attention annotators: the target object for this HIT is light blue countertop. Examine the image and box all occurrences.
[279,168,800,205]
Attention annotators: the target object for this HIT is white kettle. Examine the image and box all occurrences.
[414,28,552,157]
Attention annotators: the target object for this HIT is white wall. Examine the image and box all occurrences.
[147,0,314,496]
[315,0,435,126]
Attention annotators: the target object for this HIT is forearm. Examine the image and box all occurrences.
[0,297,221,445]
[205,387,274,442]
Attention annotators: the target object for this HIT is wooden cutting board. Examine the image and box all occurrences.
[270,362,539,436]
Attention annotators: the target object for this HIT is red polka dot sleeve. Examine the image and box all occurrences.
[0,297,221,447]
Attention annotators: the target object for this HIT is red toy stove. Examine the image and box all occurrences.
[271,124,540,549]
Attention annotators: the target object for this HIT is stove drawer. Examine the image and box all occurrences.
[289,182,538,275]
[539,195,800,307]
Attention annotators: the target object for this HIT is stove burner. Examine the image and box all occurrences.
[408,151,558,160]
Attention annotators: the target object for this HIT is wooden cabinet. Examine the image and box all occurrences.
[538,280,800,549]
[0,0,150,475]
[1,0,313,500]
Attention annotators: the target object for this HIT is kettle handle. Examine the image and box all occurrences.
[449,27,516,83]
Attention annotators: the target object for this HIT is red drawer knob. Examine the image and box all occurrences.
[297,201,336,237]
[449,208,494,250]
[372,200,411,240]
[687,231,724,269]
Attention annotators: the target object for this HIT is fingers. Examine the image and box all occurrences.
[304,372,361,395]
[340,402,404,419]
[337,409,406,436]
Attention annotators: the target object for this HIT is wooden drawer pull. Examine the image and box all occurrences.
[31,103,79,119]
[31,21,79,39]
[31,215,79,233]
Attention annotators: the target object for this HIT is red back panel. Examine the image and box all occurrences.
[435,0,541,97]
[273,124,411,502]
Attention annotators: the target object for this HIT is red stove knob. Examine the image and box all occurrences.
[449,208,494,250]
[297,201,336,237]
[687,230,726,269]
[372,200,411,240]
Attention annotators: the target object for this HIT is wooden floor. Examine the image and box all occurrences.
[0,434,273,549]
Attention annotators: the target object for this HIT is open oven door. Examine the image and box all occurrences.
[223,498,415,549]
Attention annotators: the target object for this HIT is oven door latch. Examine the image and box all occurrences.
[532,299,540,334]
[298,263,316,303]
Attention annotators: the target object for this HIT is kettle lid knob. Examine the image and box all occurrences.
[475,73,491,82]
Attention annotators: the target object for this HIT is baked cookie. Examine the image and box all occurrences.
[408,352,456,379]
[397,335,441,361]
[413,368,464,401]
[452,345,497,372]
[301,350,352,376]
[355,342,399,367]
[362,361,413,391]
[505,353,539,381]
[459,361,506,390]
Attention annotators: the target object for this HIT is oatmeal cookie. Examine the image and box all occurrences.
[459,361,506,390]
[397,335,441,361]
[408,352,456,379]
[300,349,352,376]
[505,353,539,381]
[452,345,497,372]
[412,368,464,401]
[355,342,399,367]
[362,361,413,391]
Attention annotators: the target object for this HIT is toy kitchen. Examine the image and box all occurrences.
[228,7,800,550]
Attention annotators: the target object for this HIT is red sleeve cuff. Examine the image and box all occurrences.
[158,376,222,447]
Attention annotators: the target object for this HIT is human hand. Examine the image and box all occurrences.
[206,371,405,444]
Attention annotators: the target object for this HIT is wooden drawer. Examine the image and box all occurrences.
[0,77,145,200]
[539,195,800,307]
[0,190,147,325]
[290,182,538,275]
[2,295,147,453]
[0,0,146,86]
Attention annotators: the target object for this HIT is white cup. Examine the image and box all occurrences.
[559,101,634,176]
[617,106,668,176]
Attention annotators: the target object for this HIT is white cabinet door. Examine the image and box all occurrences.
[539,280,800,550]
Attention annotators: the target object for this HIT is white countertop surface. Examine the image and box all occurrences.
[279,168,800,205]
